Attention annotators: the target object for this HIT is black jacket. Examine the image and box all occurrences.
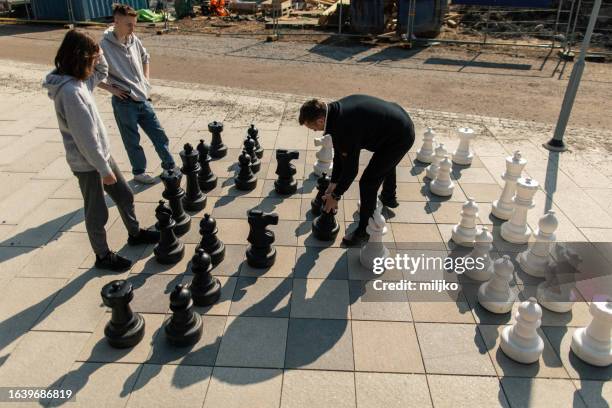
[325,94,414,196]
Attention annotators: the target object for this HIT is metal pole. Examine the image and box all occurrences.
[338,0,342,34]
[544,0,601,152]
[551,0,564,50]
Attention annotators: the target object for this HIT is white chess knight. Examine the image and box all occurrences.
[492,151,527,220]
[360,212,390,271]
[464,227,494,281]
[452,127,475,166]
[571,299,612,367]
[416,127,436,164]
[536,245,580,313]
[500,177,539,244]
[478,255,517,314]
[425,143,447,180]
[517,211,558,278]
[500,297,545,364]
[451,198,479,247]
[430,156,454,197]
[313,134,333,176]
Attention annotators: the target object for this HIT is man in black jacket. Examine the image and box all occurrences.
[299,95,415,245]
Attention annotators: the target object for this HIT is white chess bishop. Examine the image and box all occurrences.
[426,143,447,180]
[313,134,333,176]
[464,227,494,281]
[517,211,558,278]
[536,245,580,313]
[478,255,517,314]
[492,151,527,220]
[500,297,544,364]
[360,212,390,271]
[451,198,479,247]
[571,299,612,367]
[452,127,475,166]
[501,177,539,244]
[416,127,436,164]
[430,156,454,197]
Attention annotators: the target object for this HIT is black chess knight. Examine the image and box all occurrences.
[196,139,218,192]
[198,214,225,266]
[244,136,261,173]
[274,149,299,195]
[154,200,185,264]
[234,150,258,191]
[245,209,279,268]
[164,284,203,347]
[190,248,222,306]
[311,172,330,216]
[180,143,207,212]
[247,124,263,159]
[312,208,340,241]
[208,121,227,159]
[101,280,145,348]
[160,168,191,236]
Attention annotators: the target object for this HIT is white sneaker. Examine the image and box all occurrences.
[133,173,156,184]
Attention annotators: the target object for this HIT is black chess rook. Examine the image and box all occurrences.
[180,143,207,212]
[198,213,226,266]
[244,136,261,173]
[248,124,263,159]
[245,209,279,268]
[160,168,191,236]
[311,172,330,216]
[197,139,218,192]
[164,284,203,347]
[190,248,222,306]
[154,200,186,264]
[312,208,340,241]
[274,149,299,195]
[234,150,258,191]
[208,121,227,159]
[101,280,145,348]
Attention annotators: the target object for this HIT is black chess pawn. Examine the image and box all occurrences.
[101,280,145,348]
[160,169,191,236]
[245,209,279,268]
[312,208,340,241]
[154,200,185,264]
[311,172,330,216]
[243,136,261,173]
[247,124,263,159]
[163,284,203,347]
[234,150,258,191]
[196,139,218,192]
[208,121,227,159]
[198,213,225,266]
[274,149,300,195]
[180,143,207,212]
[190,248,221,306]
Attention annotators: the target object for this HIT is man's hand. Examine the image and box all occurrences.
[108,85,130,100]
[322,194,338,213]
[325,182,337,195]
[102,173,117,185]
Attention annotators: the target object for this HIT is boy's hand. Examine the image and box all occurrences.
[102,173,117,185]
[108,86,129,99]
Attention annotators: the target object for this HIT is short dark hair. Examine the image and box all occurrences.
[54,29,100,81]
[299,99,326,125]
[112,3,138,16]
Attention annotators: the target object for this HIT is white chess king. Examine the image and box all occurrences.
[452,127,475,166]
[451,198,479,247]
[500,297,544,364]
[478,255,517,314]
[430,156,454,197]
[517,211,558,278]
[313,134,333,176]
[464,227,494,281]
[360,212,390,271]
[571,299,612,367]
[501,177,539,244]
[426,143,447,180]
[416,127,436,164]
[492,151,527,220]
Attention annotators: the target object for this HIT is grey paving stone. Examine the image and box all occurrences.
[572,379,612,408]
[293,247,348,279]
[280,369,356,408]
[203,367,283,408]
[230,277,291,318]
[290,278,350,319]
[501,377,585,408]
[355,372,432,408]
[127,274,184,314]
[349,280,413,321]
[428,374,509,408]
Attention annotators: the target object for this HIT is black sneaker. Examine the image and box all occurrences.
[95,251,132,272]
[128,228,161,246]
[379,194,400,209]
[342,228,370,246]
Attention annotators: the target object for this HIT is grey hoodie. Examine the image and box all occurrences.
[42,55,113,177]
[100,27,151,102]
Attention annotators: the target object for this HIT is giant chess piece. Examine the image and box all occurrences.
[451,198,479,247]
[311,172,330,216]
[190,248,221,306]
[452,127,475,165]
[245,209,279,268]
[163,284,203,347]
[312,208,340,241]
[536,245,580,313]
[517,211,558,278]
[313,134,333,176]
[180,143,207,212]
[244,136,261,173]
[500,297,545,364]
[198,213,225,266]
[274,149,300,195]
[247,124,264,159]
[492,151,527,220]
[208,121,227,159]
[571,299,612,367]
[501,177,539,244]
[234,150,257,191]
[416,127,436,164]
[360,212,389,270]
[425,143,447,180]
[160,169,191,236]
[101,280,145,348]
[430,156,455,197]
[154,200,185,264]
[478,255,517,314]
[196,139,218,192]
[464,227,494,281]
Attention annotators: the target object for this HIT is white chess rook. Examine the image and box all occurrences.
[501,177,539,244]
[452,198,479,247]
[464,227,494,281]
[313,134,334,176]
[517,211,558,278]
[360,213,390,271]
[426,143,447,180]
[416,127,436,164]
[478,255,517,314]
[452,127,475,166]
[500,297,544,364]
[492,151,527,220]
[430,156,454,197]
[571,299,612,367]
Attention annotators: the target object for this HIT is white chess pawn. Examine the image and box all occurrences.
[571,299,612,367]
[313,134,333,176]
[536,245,580,313]
[464,227,494,281]
[430,156,454,197]
[426,143,447,180]
[500,297,544,364]
[416,128,436,164]
[356,197,385,220]
[452,127,475,166]
[517,211,558,278]
[478,255,517,314]
[360,213,390,271]
[451,198,479,247]
[501,177,539,244]
[492,151,527,220]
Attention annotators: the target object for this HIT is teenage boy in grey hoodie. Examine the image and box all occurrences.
[98,3,176,184]
[43,29,159,272]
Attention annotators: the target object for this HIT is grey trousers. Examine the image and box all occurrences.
[74,157,140,257]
